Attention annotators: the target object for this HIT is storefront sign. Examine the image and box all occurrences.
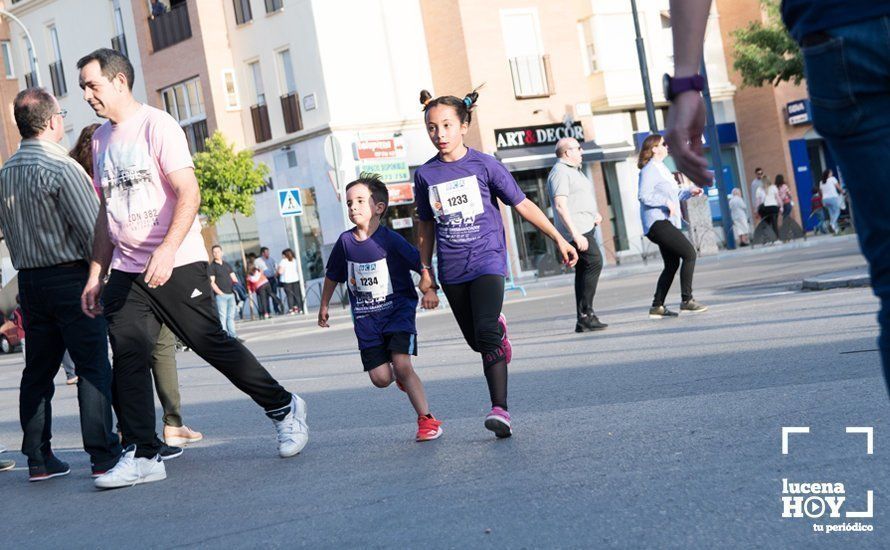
[355,138,406,160]
[386,182,415,205]
[495,122,585,150]
[391,217,413,229]
[360,159,410,183]
[787,99,811,125]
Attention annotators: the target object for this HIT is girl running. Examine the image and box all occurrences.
[414,89,578,438]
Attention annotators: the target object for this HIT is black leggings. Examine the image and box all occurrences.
[762,205,780,238]
[442,275,508,409]
[282,282,303,311]
[646,220,697,306]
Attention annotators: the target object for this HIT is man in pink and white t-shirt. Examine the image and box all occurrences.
[76,49,308,489]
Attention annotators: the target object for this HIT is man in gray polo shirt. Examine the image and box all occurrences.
[547,137,608,332]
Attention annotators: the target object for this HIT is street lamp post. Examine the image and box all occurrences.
[630,0,658,133]
[0,8,41,87]
[700,56,735,250]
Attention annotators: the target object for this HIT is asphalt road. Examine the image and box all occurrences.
[1,235,886,548]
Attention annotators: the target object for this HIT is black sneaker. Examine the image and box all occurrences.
[91,455,122,479]
[680,299,709,313]
[0,459,15,472]
[159,445,183,461]
[28,454,70,482]
[649,305,679,319]
[575,315,608,332]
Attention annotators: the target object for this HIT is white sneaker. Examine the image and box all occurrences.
[266,394,308,458]
[94,445,167,490]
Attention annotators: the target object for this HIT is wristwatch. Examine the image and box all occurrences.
[662,73,704,101]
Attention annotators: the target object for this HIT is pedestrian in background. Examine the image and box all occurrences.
[547,137,608,333]
[729,188,750,247]
[637,134,708,319]
[760,177,781,240]
[0,87,122,482]
[209,244,240,337]
[278,248,303,314]
[776,174,794,220]
[819,169,844,234]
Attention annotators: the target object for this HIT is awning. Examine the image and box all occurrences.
[494,141,635,171]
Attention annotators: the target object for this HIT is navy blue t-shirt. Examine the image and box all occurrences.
[325,226,422,350]
[782,1,890,42]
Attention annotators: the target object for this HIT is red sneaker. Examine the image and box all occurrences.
[416,415,443,442]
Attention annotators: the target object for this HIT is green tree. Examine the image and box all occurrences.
[731,0,803,87]
[194,131,269,275]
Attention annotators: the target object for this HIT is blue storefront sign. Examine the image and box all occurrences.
[786,99,812,125]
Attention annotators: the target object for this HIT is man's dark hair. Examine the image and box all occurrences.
[346,173,389,216]
[260,246,269,254]
[211,244,222,251]
[13,88,56,139]
[76,48,135,90]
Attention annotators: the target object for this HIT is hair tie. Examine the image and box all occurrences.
[422,98,432,107]
[463,96,472,107]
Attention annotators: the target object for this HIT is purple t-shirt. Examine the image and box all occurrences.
[414,148,526,284]
[325,226,422,350]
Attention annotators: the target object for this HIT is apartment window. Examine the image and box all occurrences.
[578,19,597,75]
[277,50,302,133]
[265,0,283,13]
[501,9,553,99]
[111,0,129,58]
[247,61,271,142]
[222,69,240,109]
[48,26,66,96]
[249,61,265,104]
[660,12,674,61]
[161,78,208,154]
[1,41,14,78]
[234,0,253,25]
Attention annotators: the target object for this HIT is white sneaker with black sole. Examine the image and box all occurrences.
[266,394,309,458]
[94,445,166,490]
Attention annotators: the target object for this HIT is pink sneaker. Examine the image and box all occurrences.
[497,314,512,364]
[484,406,512,438]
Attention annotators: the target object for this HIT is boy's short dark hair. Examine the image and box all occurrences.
[346,173,389,216]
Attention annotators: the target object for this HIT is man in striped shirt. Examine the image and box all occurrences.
[0,87,122,482]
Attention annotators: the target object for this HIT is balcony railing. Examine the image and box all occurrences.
[111,33,129,59]
[280,92,303,134]
[149,3,192,52]
[183,119,208,155]
[49,61,66,97]
[251,103,272,143]
[508,54,554,99]
[24,71,37,88]
[265,0,283,13]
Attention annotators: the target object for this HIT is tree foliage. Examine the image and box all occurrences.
[194,131,269,224]
[731,0,803,87]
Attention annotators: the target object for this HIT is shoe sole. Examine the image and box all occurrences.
[164,435,203,447]
[94,470,167,490]
[160,449,184,461]
[484,417,513,438]
[681,307,709,314]
[576,326,608,332]
[649,314,679,319]
[416,427,443,442]
[1,463,15,472]
[29,469,71,482]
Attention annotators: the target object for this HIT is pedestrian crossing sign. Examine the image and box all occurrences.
[278,188,303,217]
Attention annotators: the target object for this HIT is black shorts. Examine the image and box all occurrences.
[360,332,417,371]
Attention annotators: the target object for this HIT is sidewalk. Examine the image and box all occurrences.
[513,233,861,292]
